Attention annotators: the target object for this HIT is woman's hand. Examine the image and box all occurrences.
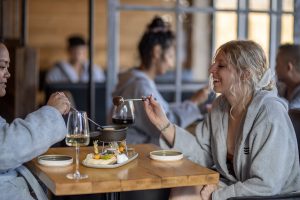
[143,95,169,130]
[200,184,218,200]
[47,92,71,115]
[143,95,175,145]
[190,86,210,105]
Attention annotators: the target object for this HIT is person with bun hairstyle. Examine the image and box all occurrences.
[0,41,71,200]
[112,16,209,145]
[143,40,300,199]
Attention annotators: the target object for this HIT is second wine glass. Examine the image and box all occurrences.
[65,110,90,180]
[112,100,135,125]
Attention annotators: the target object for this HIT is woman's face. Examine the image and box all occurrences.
[156,46,175,75]
[209,51,238,95]
[0,44,10,97]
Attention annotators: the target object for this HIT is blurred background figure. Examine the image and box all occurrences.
[276,44,300,109]
[111,16,210,145]
[46,35,105,83]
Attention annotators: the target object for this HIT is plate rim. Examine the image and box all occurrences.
[149,150,183,161]
[38,154,73,167]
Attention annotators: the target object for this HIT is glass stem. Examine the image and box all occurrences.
[75,145,80,177]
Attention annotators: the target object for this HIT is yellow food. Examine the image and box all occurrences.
[85,153,117,165]
[100,154,115,160]
[119,146,125,153]
[93,140,99,154]
[93,154,101,159]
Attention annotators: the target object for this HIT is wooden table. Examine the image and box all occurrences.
[27,144,219,199]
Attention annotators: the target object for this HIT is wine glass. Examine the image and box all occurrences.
[112,100,135,125]
[65,110,90,180]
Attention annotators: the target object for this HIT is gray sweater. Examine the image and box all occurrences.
[0,106,67,200]
[46,60,105,83]
[161,89,300,199]
[112,69,202,144]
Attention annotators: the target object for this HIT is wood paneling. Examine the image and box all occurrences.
[15,47,38,117]
[28,0,107,70]
[27,0,176,71]
[2,0,20,39]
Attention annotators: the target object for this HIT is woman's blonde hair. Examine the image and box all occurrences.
[215,40,274,111]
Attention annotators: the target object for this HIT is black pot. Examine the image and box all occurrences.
[96,125,128,142]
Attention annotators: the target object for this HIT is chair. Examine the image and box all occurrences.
[44,83,106,126]
[44,83,107,147]
[288,109,300,158]
[227,193,300,200]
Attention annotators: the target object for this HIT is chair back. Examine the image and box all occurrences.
[227,192,300,199]
[45,83,106,126]
[288,109,300,158]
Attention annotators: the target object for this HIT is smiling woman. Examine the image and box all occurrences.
[0,43,10,97]
[143,40,300,200]
[0,41,72,200]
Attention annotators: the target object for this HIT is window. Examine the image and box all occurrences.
[107,0,295,105]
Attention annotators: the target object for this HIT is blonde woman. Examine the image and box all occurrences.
[143,40,300,199]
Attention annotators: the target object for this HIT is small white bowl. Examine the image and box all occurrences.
[150,150,183,161]
[38,155,73,167]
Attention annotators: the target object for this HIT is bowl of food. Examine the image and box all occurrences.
[97,125,128,142]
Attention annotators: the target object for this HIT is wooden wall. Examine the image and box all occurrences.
[27,0,176,72]
[28,0,107,71]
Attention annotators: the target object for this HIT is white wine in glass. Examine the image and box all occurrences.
[65,110,90,180]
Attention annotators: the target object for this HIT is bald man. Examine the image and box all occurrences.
[0,42,70,200]
[276,44,300,109]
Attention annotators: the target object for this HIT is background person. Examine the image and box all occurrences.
[46,35,105,83]
[0,42,71,200]
[111,16,209,145]
[275,44,300,109]
[144,40,300,199]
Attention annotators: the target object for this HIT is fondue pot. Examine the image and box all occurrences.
[97,125,128,142]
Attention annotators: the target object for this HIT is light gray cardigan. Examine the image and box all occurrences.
[0,106,67,200]
[160,90,300,199]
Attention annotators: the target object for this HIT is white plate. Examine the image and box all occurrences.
[82,152,138,168]
[38,155,73,167]
[150,150,183,161]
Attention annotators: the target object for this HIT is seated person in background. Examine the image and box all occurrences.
[276,44,300,109]
[0,41,71,200]
[46,35,105,83]
[111,16,209,145]
[144,40,300,200]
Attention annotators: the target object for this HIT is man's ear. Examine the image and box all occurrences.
[287,61,294,72]
[152,45,162,60]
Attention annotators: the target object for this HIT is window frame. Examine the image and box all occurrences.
[106,0,297,111]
